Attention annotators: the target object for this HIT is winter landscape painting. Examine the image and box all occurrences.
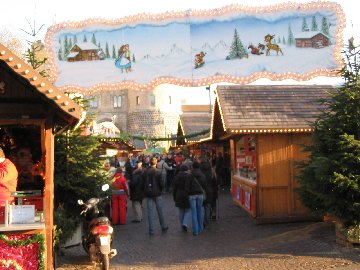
[45,1,344,91]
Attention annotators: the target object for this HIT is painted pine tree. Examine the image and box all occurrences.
[63,35,70,58]
[302,17,309,31]
[58,47,62,61]
[287,24,295,46]
[105,42,110,58]
[311,16,318,31]
[226,29,248,60]
[321,17,330,35]
[91,33,96,45]
[112,45,116,59]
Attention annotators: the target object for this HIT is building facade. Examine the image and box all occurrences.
[86,87,183,149]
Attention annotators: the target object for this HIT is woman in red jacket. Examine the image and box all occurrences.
[112,167,129,225]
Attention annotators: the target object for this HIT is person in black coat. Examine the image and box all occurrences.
[124,157,134,182]
[199,157,215,227]
[173,164,192,232]
[129,161,144,223]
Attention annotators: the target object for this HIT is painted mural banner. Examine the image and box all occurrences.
[45,1,345,92]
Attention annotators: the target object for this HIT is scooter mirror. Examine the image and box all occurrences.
[102,184,110,192]
[77,199,84,205]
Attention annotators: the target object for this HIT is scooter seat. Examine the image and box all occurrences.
[96,216,110,224]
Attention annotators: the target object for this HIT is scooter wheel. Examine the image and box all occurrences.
[100,253,109,270]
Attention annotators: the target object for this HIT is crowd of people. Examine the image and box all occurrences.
[104,151,228,236]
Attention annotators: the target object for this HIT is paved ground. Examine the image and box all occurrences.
[56,189,360,270]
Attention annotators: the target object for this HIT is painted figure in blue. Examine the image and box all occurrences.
[115,44,132,73]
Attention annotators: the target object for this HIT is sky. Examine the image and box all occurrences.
[1,0,359,103]
[1,0,357,42]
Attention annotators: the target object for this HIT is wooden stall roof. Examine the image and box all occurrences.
[179,105,212,144]
[0,43,82,125]
[213,85,335,137]
[99,138,136,151]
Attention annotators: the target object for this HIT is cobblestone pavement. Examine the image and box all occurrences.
[56,189,360,270]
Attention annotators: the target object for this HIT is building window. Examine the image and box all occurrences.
[89,96,99,108]
[113,95,122,108]
[169,95,172,104]
[136,96,140,105]
[150,95,155,107]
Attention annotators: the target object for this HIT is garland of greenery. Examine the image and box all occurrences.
[0,233,45,270]
[100,128,210,142]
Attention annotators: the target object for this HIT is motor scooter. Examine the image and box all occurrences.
[78,184,117,270]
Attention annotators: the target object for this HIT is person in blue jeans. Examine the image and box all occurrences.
[173,164,192,232]
[142,157,168,235]
[189,161,207,236]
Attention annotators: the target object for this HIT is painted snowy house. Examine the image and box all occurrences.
[67,42,100,62]
[295,32,330,48]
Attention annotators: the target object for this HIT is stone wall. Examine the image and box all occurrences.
[86,88,182,145]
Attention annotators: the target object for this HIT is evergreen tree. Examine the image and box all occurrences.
[54,97,109,244]
[302,17,309,31]
[105,42,110,58]
[287,24,295,46]
[226,28,248,60]
[98,42,101,49]
[91,33,96,45]
[311,16,318,31]
[282,36,286,45]
[132,53,136,63]
[23,41,48,77]
[277,36,281,44]
[112,45,116,59]
[83,34,87,42]
[297,44,360,230]
[321,17,330,35]
[74,35,78,44]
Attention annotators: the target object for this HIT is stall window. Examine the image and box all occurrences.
[0,125,45,224]
[235,135,257,182]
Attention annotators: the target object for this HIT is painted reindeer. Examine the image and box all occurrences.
[264,34,284,56]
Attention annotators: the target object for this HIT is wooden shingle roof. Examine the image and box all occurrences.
[215,85,335,133]
[179,105,211,142]
[0,43,82,125]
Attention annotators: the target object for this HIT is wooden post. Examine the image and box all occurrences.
[45,118,54,269]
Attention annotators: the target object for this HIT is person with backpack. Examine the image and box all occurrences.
[142,157,168,235]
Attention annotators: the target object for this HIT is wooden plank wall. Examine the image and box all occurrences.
[257,133,309,218]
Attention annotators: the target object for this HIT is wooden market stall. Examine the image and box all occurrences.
[0,43,82,269]
[212,85,334,224]
[176,105,213,156]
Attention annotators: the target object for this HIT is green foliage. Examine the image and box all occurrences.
[297,43,360,228]
[341,224,360,242]
[54,98,109,244]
